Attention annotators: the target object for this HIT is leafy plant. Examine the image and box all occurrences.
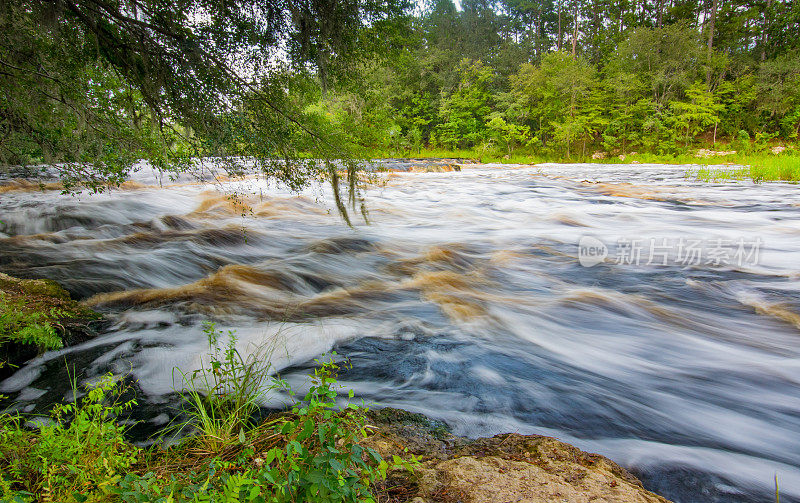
[0,293,64,353]
[0,321,417,503]
[174,321,281,451]
[255,354,414,502]
[0,374,137,502]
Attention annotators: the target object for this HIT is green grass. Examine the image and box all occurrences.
[692,154,800,182]
[0,325,416,503]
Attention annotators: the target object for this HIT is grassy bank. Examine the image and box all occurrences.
[692,154,800,182]
[0,324,414,503]
[366,147,800,182]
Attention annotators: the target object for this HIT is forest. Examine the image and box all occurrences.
[2,0,799,187]
[313,0,800,159]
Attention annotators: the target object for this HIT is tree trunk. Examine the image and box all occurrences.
[706,0,719,86]
[558,2,563,51]
[571,0,579,57]
[761,0,772,61]
[657,0,664,28]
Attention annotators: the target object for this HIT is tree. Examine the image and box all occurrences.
[669,81,724,147]
[0,0,409,209]
[611,22,705,107]
[436,59,495,148]
[509,51,597,156]
[486,116,530,154]
[757,52,800,139]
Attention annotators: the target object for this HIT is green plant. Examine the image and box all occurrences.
[0,373,137,502]
[0,321,417,503]
[175,321,281,451]
[256,353,414,502]
[0,293,64,352]
[133,353,416,503]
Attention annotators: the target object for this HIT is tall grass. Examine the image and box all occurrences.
[173,321,282,451]
[693,154,800,182]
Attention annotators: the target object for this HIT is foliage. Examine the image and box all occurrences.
[486,117,530,155]
[0,293,63,353]
[0,319,416,503]
[300,0,799,161]
[176,322,279,451]
[669,82,724,147]
[0,374,138,502]
[0,0,412,224]
[436,60,496,149]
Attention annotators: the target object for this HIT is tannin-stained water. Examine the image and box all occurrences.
[1,162,799,502]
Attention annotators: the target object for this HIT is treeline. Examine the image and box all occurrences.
[311,0,800,157]
[2,0,798,179]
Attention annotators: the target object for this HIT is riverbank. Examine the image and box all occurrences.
[365,147,800,182]
[0,273,101,379]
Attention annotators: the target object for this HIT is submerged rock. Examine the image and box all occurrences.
[366,408,670,503]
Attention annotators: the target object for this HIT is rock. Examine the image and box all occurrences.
[370,159,464,173]
[772,146,787,155]
[618,154,626,161]
[695,149,736,158]
[591,151,606,160]
[409,163,460,173]
[0,272,103,378]
[0,272,71,300]
[366,408,670,503]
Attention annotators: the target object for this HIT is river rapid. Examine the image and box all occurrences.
[1,162,799,502]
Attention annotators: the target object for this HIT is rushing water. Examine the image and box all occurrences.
[1,162,800,502]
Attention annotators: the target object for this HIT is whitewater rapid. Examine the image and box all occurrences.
[1,162,799,502]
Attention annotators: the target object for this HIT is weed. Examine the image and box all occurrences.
[0,374,137,502]
[173,321,281,451]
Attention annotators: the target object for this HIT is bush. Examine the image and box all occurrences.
[0,374,138,502]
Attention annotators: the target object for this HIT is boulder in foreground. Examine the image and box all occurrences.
[366,408,670,503]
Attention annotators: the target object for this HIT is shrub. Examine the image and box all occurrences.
[0,374,137,502]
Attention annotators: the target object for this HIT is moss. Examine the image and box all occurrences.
[0,273,102,377]
[0,272,100,321]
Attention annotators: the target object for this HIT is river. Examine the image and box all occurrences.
[1,162,799,502]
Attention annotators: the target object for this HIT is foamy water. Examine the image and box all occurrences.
[1,162,799,502]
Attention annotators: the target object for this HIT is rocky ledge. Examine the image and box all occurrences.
[0,272,102,379]
[366,408,670,503]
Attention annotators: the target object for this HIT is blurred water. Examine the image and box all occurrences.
[1,162,799,502]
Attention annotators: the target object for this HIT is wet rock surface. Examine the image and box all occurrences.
[366,408,670,503]
[369,159,469,172]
